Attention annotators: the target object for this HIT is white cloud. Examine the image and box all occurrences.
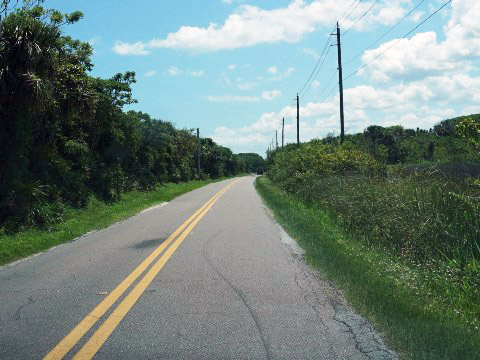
[116,0,410,53]
[144,70,157,77]
[113,41,149,56]
[207,89,282,102]
[167,66,205,77]
[88,36,101,47]
[269,67,295,81]
[261,90,282,100]
[228,64,237,70]
[301,47,320,58]
[267,66,278,74]
[207,95,260,102]
[237,81,259,90]
[312,80,320,89]
[359,0,480,82]
[222,0,233,4]
[211,71,480,154]
[168,66,181,76]
[190,70,205,77]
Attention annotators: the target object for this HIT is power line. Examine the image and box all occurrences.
[320,82,339,104]
[342,0,381,37]
[338,0,362,25]
[297,0,364,98]
[339,0,363,26]
[343,0,452,82]
[301,43,334,97]
[344,0,425,66]
[298,31,334,96]
[317,69,338,100]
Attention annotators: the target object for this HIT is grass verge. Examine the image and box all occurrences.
[0,178,228,266]
[256,176,480,360]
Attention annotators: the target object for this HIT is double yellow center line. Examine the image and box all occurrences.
[44,179,240,360]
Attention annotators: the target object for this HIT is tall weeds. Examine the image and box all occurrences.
[267,143,480,293]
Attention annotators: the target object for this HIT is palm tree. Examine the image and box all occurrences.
[0,9,61,217]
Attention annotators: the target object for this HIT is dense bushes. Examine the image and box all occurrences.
[0,4,251,232]
[266,136,480,271]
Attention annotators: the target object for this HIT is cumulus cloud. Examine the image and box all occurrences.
[167,66,204,77]
[190,70,205,77]
[261,90,282,100]
[144,70,157,77]
[267,66,278,74]
[113,41,149,55]
[207,95,261,102]
[359,0,479,81]
[115,0,410,53]
[237,81,259,90]
[207,89,282,102]
[168,66,181,76]
[211,72,480,154]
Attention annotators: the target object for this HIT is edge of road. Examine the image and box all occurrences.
[255,178,399,360]
[0,177,239,272]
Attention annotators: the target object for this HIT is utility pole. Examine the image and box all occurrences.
[282,117,284,148]
[196,128,201,179]
[333,22,345,144]
[275,130,278,148]
[296,93,300,146]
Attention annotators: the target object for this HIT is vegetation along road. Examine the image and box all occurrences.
[0,177,397,359]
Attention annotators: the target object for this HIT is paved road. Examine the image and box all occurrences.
[0,177,397,359]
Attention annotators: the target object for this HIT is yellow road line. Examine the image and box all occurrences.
[44,179,238,360]
[72,179,238,359]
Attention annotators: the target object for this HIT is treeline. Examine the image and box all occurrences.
[0,3,262,231]
[321,115,480,166]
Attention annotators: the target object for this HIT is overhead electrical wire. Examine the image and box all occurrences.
[342,0,381,37]
[343,0,425,66]
[343,0,452,82]
[297,31,335,96]
[339,0,364,26]
[300,43,333,97]
[297,0,363,98]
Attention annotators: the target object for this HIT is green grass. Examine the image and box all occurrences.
[0,178,228,266]
[256,176,480,360]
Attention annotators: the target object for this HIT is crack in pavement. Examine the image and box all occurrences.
[13,296,35,321]
[273,216,398,360]
[333,305,398,360]
[202,232,272,360]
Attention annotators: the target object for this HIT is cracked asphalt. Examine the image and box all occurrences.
[0,176,397,359]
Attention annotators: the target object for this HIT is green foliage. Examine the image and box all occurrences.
[457,117,480,152]
[266,137,480,265]
[257,177,480,359]
[0,8,242,232]
[328,116,480,165]
[267,141,383,193]
[234,153,266,174]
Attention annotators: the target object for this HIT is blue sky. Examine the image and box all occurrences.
[45,0,479,155]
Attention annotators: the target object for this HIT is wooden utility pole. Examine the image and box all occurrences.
[196,128,201,179]
[296,94,300,146]
[282,117,284,148]
[334,22,345,144]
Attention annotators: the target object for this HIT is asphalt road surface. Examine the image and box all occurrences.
[0,176,397,359]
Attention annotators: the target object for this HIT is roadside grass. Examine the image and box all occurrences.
[256,176,480,360]
[0,178,228,266]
